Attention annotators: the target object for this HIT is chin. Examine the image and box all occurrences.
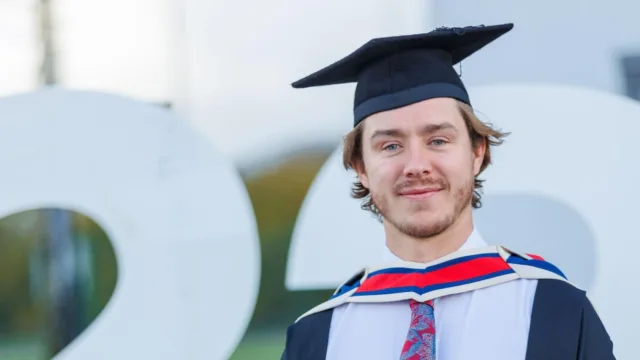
[395,215,453,239]
[409,208,455,225]
[398,209,433,225]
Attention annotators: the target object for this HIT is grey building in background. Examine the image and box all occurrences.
[431,0,640,101]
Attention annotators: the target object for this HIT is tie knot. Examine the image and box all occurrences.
[409,299,434,310]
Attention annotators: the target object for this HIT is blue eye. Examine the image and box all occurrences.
[430,139,447,146]
[383,144,399,151]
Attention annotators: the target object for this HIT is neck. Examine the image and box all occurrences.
[384,208,474,263]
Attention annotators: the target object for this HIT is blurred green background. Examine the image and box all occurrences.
[0,150,335,360]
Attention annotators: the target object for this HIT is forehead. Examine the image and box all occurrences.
[361,97,464,135]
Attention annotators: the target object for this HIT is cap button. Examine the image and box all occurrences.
[453,27,466,35]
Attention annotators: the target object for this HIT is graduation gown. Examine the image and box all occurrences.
[281,266,615,360]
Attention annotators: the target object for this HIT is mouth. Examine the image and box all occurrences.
[398,188,442,200]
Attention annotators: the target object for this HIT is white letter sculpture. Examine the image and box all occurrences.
[0,88,260,360]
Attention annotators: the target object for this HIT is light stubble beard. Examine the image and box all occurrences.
[373,178,474,240]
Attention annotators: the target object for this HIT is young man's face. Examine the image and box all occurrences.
[356,98,485,238]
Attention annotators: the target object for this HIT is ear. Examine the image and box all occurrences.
[472,138,487,176]
[353,160,370,189]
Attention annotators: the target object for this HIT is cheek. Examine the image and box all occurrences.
[433,153,474,182]
[368,159,403,190]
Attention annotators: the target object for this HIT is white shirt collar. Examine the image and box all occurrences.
[382,227,487,262]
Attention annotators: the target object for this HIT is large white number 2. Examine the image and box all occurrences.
[287,84,640,360]
[0,89,261,360]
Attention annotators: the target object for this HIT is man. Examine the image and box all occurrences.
[282,23,615,359]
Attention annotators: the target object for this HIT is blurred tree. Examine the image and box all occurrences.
[0,211,45,334]
[241,148,336,331]
[0,209,117,358]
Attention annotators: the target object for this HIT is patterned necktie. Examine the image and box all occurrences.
[399,299,436,360]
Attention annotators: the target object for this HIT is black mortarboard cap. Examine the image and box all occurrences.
[291,23,514,127]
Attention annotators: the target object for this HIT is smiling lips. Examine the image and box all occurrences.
[398,187,442,199]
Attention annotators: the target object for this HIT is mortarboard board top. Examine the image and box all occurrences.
[291,23,514,127]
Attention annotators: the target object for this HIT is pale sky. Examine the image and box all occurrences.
[0,0,433,168]
[0,0,40,96]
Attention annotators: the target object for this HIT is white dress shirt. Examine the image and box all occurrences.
[326,229,538,360]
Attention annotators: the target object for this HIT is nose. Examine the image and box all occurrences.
[403,141,433,178]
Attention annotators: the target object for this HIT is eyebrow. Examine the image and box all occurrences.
[370,122,458,141]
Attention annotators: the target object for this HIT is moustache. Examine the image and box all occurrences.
[394,178,448,193]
